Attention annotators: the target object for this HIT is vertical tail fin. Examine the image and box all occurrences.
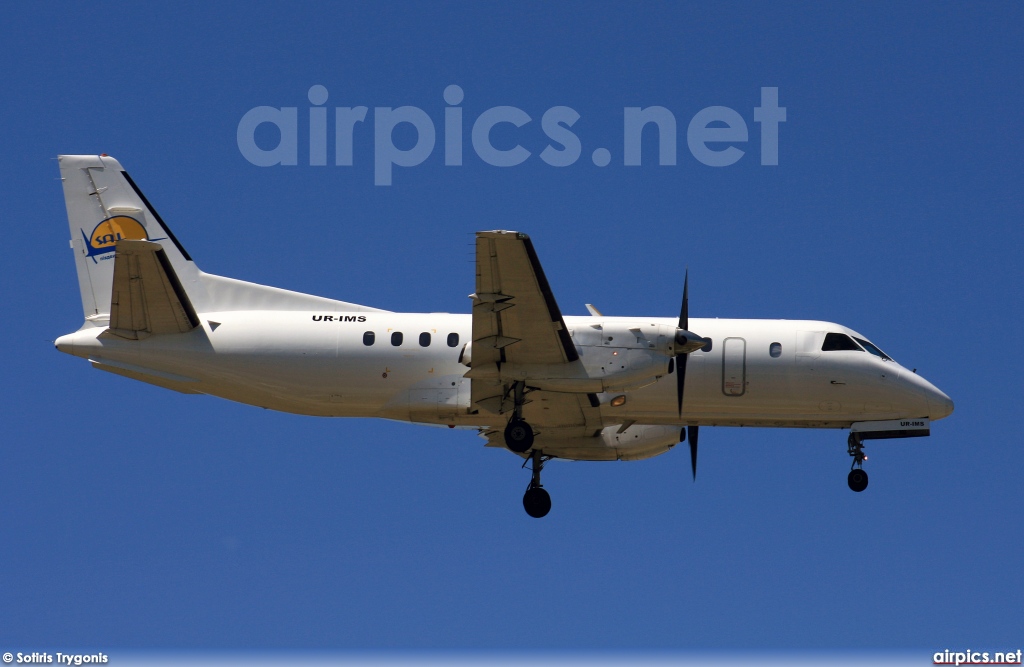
[59,154,387,318]
[59,154,198,321]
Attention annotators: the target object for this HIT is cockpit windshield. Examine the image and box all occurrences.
[853,336,893,361]
[821,332,863,352]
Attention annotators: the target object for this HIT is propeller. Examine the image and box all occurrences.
[675,272,701,481]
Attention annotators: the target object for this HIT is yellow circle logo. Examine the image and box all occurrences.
[86,216,148,256]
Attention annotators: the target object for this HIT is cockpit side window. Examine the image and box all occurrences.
[821,332,863,352]
[853,336,892,361]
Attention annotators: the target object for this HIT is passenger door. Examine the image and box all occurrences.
[722,337,746,396]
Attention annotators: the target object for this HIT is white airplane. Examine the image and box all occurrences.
[54,154,953,517]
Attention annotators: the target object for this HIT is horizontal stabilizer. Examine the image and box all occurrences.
[91,359,201,394]
[105,239,200,340]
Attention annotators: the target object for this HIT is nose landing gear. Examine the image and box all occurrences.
[522,450,552,518]
[847,433,869,492]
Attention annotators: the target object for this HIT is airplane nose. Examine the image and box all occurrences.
[898,368,953,421]
[928,387,954,420]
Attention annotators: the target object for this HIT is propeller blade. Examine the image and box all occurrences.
[676,270,689,417]
[687,424,699,480]
[679,270,689,331]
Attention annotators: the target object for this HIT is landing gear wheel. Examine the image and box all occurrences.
[521,449,552,518]
[523,487,551,518]
[504,419,534,453]
[848,468,869,492]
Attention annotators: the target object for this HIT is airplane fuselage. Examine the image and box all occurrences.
[57,312,950,451]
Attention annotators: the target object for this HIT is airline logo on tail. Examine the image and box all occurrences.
[80,216,149,260]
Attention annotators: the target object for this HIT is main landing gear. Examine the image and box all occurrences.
[501,381,551,517]
[847,433,869,492]
[522,450,552,518]
[503,381,534,453]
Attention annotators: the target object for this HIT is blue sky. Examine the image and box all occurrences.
[1,1,1022,653]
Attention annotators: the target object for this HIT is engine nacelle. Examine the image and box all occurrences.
[604,423,683,461]
[568,321,705,391]
[586,321,706,357]
[525,423,683,461]
[462,320,708,393]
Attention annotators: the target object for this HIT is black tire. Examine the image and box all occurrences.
[523,487,551,518]
[848,469,869,492]
[504,419,534,453]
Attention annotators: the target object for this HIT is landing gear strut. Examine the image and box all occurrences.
[503,381,534,453]
[847,433,869,492]
[522,450,552,518]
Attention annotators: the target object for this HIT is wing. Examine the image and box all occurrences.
[469,230,602,434]
[471,230,578,366]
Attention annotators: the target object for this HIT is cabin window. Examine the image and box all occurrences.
[821,332,863,352]
[419,332,431,347]
[769,342,782,358]
[447,332,459,347]
[853,336,892,361]
[391,331,403,346]
[701,338,713,352]
[363,331,375,346]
